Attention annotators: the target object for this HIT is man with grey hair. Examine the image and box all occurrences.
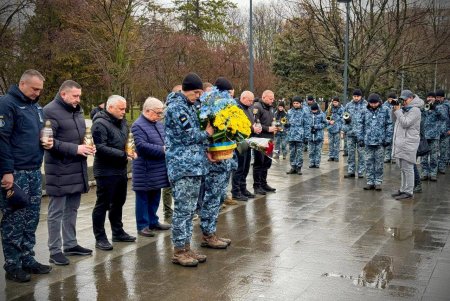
[91,95,136,251]
[0,69,53,282]
[131,97,170,238]
[43,80,94,266]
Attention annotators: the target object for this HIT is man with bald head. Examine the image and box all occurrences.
[231,91,260,201]
[252,90,278,195]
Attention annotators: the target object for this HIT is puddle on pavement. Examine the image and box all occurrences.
[384,227,446,249]
[322,255,393,289]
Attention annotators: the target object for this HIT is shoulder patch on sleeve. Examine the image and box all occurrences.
[179,114,192,130]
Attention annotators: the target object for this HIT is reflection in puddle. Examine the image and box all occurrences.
[353,255,393,289]
[384,227,446,249]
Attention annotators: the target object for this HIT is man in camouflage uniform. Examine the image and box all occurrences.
[420,92,446,181]
[0,70,52,282]
[303,96,317,152]
[357,93,392,190]
[343,89,367,178]
[285,96,310,174]
[308,103,327,168]
[435,89,449,174]
[382,92,396,163]
[199,78,236,250]
[326,96,344,162]
[273,101,288,159]
[165,73,214,267]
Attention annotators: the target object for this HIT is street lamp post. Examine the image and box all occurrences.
[249,0,254,92]
[338,0,351,103]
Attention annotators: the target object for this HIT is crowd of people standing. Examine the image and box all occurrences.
[0,69,449,282]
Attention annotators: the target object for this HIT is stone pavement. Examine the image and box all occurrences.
[1,149,450,301]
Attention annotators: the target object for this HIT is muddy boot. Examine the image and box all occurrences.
[201,234,228,249]
[171,248,198,267]
[216,234,231,246]
[185,244,207,263]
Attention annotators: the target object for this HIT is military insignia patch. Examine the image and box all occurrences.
[179,114,191,130]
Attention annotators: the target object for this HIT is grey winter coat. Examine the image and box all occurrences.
[391,95,424,164]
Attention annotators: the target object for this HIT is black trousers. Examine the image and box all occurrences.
[253,150,272,188]
[92,175,128,240]
[231,148,252,196]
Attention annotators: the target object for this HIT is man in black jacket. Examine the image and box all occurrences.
[0,69,52,282]
[91,95,136,251]
[252,90,278,195]
[231,91,261,201]
[43,80,94,266]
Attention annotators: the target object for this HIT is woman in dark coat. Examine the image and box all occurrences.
[131,97,171,237]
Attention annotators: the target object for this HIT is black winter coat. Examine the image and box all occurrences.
[252,101,274,139]
[92,110,129,177]
[43,96,89,196]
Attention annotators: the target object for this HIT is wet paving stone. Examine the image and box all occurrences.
[1,153,450,300]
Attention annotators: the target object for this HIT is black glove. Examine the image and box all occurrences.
[382,142,391,147]
[358,140,365,148]
[304,139,308,144]
[430,103,436,110]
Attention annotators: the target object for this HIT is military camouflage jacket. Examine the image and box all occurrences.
[342,99,368,137]
[421,104,447,140]
[309,111,327,142]
[326,105,344,134]
[286,108,310,142]
[437,101,450,136]
[164,92,209,183]
[357,105,393,146]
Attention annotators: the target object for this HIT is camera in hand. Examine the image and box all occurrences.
[391,98,402,106]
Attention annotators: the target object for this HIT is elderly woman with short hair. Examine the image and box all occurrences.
[131,97,171,237]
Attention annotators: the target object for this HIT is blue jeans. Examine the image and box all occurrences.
[135,190,161,231]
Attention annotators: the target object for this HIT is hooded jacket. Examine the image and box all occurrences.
[0,85,45,175]
[43,94,89,196]
[392,95,424,163]
[92,110,129,177]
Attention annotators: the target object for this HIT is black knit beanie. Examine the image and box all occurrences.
[311,103,319,111]
[292,96,302,103]
[427,92,436,98]
[214,77,233,91]
[435,89,445,97]
[182,72,203,91]
[353,89,362,96]
[387,92,397,99]
[368,93,381,103]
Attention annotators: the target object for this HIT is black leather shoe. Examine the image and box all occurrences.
[262,184,276,192]
[112,233,136,242]
[286,168,297,174]
[344,173,355,178]
[358,174,364,178]
[391,190,403,198]
[242,190,255,198]
[138,227,156,237]
[95,239,113,251]
[254,188,266,195]
[5,268,31,283]
[363,184,375,190]
[64,245,93,256]
[232,194,248,201]
[328,158,334,161]
[150,223,171,231]
[22,262,52,274]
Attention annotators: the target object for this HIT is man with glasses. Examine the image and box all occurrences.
[131,97,171,238]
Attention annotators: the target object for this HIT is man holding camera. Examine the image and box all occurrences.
[391,90,423,200]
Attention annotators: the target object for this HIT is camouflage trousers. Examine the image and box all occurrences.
[421,139,439,177]
[343,133,348,155]
[289,141,304,169]
[0,169,42,270]
[328,132,340,160]
[162,187,173,218]
[171,176,202,248]
[365,145,384,185]
[439,136,449,172]
[200,171,228,235]
[274,132,288,158]
[308,141,323,166]
[384,143,393,161]
[347,136,365,175]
